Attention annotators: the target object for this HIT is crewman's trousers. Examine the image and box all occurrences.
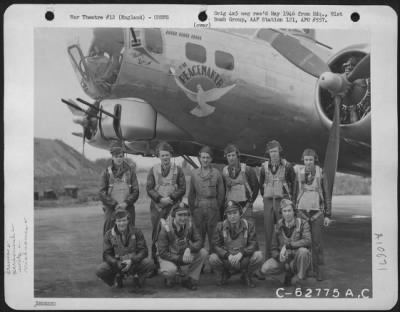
[261,247,311,280]
[95,258,154,286]
[209,250,263,275]
[191,199,220,249]
[159,248,208,281]
[263,197,282,259]
[299,211,325,272]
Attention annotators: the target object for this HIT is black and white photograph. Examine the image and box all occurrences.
[4,4,397,310]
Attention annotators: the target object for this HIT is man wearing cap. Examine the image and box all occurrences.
[95,209,154,289]
[260,199,311,287]
[209,201,263,288]
[340,56,370,124]
[293,148,331,281]
[259,140,296,261]
[222,144,259,222]
[146,141,186,276]
[99,141,140,235]
[188,145,225,253]
[157,203,208,290]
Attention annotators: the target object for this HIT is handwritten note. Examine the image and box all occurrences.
[5,219,29,275]
[374,233,388,271]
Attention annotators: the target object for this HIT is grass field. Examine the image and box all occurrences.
[34,195,372,299]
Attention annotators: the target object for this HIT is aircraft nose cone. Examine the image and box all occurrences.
[319,72,344,94]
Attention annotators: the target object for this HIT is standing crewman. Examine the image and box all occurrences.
[209,201,263,288]
[99,141,139,235]
[146,141,186,276]
[260,199,311,288]
[259,140,296,260]
[188,145,225,252]
[293,148,331,281]
[222,144,259,222]
[157,202,208,290]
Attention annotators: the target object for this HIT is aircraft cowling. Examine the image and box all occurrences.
[97,98,191,142]
[315,44,371,146]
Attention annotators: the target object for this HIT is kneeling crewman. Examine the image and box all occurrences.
[95,209,154,289]
[157,202,208,290]
[260,199,311,287]
[209,201,263,288]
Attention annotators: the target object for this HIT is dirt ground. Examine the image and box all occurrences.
[34,196,372,298]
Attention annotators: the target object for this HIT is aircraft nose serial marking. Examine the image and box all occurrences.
[170,67,236,117]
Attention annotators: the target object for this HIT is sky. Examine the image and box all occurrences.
[34,28,369,165]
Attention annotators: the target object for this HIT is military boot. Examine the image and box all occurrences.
[254,269,266,280]
[316,267,324,281]
[240,271,256,288]
[136,273,147,288]
[182,277,197,291]
[164,278,174,288]
[113,274,124,288]
[291,275,304,289]
[283,272,293,286]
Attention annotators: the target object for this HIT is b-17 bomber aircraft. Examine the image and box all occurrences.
[62,28,371,200]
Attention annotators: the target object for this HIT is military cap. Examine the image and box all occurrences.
[224,200,241,214]
[113,207,130,219]
[171,202,189,217]
[110,141,124,155]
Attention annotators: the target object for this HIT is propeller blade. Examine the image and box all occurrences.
[323,95,341,199]
[130,28,139,46]
[72,132,83,138]
[82,135,86,158]
[347,54,370,82]
[81,134,85,178]
[270,32,331,78]
[76,98,119,120]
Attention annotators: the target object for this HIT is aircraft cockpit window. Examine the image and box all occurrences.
[144,28,163,54]
[68,45,88,82]
[215,51,234,70]
[185,43,206,63]
[256,29,279,43]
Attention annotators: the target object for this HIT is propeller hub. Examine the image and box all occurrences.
[319,72,347,95]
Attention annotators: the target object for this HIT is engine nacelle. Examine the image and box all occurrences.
[98,98,191,142]
[315,44,371,145]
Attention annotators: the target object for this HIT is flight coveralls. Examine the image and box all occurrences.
[222,163,259,222]
[99,162,139,235]
[188,167,225,249]
[157,217,208,282]
[209,219,263,277]
[261,218,311,281]
[293,165,331,274]
[96,224,154,286]
[146,163,186,267]
[260,160,295,259]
